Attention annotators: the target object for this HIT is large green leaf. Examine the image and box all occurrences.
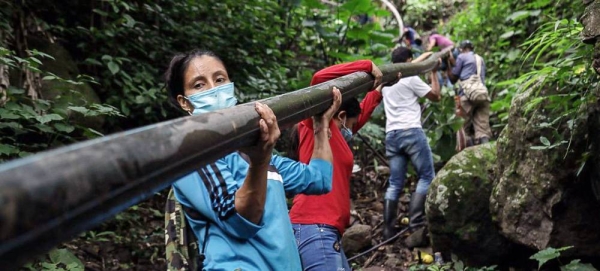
[530,246,573,270]
[107,61,120,75]
[0,144,19,155]
[35,114,64,124]
[0,109,21,119]
[49,249,84,271]
[340,0,372,13]
[54,123,75,133]
[560,260,598,271]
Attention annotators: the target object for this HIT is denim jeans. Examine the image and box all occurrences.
[384,128,435,200]
[292,224,351,271]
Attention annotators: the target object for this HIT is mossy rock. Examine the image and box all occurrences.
[490,82,600,258]
[29,36,104,130]
[426,142,513,267]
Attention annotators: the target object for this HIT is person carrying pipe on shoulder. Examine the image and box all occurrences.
[288,60,388,271]
[164,49,341,271]
[426,30,458,88]
[401,26,424,57]
[381,47,441,248]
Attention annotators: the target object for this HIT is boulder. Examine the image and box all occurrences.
[581,0,600,44]
[581,0,600,74]
[490,84,600,258]
[426,142,514,266]
[342,224,372,254]
[28,36,105,130]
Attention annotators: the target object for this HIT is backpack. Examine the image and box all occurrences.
[165,188,208,271]
[458,54,490,104]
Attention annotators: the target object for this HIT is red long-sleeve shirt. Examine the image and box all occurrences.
[288,60,382,235]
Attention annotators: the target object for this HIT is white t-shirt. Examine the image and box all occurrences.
[382,76,431,132]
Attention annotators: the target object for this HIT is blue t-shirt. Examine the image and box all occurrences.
[172,152,333,271]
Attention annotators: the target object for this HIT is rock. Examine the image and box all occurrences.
[384,257,402,270]
[371,201,384,212]
[383,254,402,267]
[426,142,514,267]
[342,224,372,254]
[404,227,428,249]
[28,37,105,130]
[582,0,600,75]
[581,0,600,44]
[490,84,600,258]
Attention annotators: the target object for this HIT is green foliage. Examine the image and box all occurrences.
[422,86,464,161]
[445,0,585,133]
[401,0,462,30]
[560,260,598,271]
[25,0,399,132]
[507,19,597,157]
[0,47,122,162]
[296,0,396,66]
[22,249,84,271]
[409,247,597,271]
[530,246,573,270]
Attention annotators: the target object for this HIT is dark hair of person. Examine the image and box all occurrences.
[459,40,474,50]
[286,97,361,161]
[339,97,361,119]
[164,49,224,107]
[391,47,413,63]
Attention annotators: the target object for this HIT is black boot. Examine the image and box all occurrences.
[383,199,399,240]
[405,193,429,248]
[408,192,427,229]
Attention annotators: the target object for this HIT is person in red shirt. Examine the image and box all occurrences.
[289,60,387,271]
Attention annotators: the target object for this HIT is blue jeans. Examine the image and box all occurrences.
[384,128,435,200]
[292,224,351,271]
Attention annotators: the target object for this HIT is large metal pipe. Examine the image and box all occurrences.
[0,48,450,269]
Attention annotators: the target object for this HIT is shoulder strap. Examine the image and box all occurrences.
[475,54,482,77]
[181,204,209,271]
[166,189,199,271]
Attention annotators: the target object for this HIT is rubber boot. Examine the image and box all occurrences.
[405,193,429,248]
[383,199,399,240]
[408,193,427,228]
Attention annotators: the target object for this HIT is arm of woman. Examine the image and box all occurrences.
[236,102,280,224]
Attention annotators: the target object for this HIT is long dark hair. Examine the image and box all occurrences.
[164,49,224,107]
